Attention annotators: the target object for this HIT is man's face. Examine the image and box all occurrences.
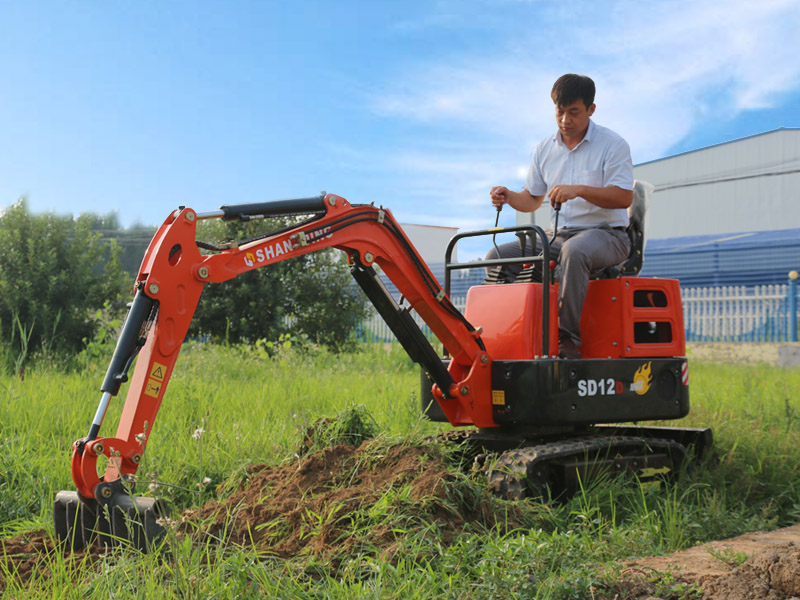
[555,100,595,141]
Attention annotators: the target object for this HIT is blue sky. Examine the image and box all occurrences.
[2,0,799,258]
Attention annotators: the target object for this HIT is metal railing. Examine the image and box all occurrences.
[356,273,800,345]
[683,275,799,343]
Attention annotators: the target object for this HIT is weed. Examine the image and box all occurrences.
[706,545,749,568]
[298,405,379,455]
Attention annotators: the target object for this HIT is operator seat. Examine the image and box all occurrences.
[591,179,653,279]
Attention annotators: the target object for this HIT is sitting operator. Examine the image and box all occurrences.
[488,74,633,359]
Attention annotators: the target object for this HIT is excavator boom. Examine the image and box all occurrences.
[55,193,501,550]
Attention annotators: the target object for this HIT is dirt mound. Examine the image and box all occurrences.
[606,525,800,599]
[702,543,800,599]
[179,439,509,562]
[1,439,503,589]
[0,531,54,587]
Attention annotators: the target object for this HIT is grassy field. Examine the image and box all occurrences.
[1,342,799,599]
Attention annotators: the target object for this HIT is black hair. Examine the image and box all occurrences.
[551,74,595,109]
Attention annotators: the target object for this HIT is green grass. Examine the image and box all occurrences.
[1,344,799,598]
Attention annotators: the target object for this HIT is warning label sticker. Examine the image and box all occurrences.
[491,390,506,406]
[149,362,167,381]
[144,380,162,398]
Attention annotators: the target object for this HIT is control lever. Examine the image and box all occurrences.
[550,203,561,245]
[491,204,503,259]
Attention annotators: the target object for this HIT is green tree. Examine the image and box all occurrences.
[0,199,127,367]
[288,249,369,351]
[190,217,368,350]
[81,212,157,277]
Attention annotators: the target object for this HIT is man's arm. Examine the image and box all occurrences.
[548,184,632,209]
[490,186,544,213]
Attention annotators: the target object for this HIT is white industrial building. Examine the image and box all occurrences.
[634,127,800,240]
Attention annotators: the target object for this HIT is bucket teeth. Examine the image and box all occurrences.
[54,490,168,552]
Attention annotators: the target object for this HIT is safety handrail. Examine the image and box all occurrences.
[444,224,552,357]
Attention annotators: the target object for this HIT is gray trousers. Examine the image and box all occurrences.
[485,226,630,346]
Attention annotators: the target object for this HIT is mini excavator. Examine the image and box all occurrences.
[55,189,711,551]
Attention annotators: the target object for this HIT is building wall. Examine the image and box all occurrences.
[399,222,459,264]
[640,228,800,287]
[633,128,800,240]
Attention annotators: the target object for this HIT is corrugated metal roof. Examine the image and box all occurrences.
[641,228,800,287]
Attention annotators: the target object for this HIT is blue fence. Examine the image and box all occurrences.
[358,277,800,345]
[682,283,798,342]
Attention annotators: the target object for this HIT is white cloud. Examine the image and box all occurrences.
[364,0,800,248]
[376,0,800,157]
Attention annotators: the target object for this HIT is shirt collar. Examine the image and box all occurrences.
[583,119,596,143]
[553,119,595,149]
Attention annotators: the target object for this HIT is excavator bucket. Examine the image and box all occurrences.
[54,490,168,552]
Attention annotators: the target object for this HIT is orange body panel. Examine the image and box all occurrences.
[581,278,685,358]
[465,283,558,359]
[464,277,685,361]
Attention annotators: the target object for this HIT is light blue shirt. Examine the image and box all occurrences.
[524,120,633,229]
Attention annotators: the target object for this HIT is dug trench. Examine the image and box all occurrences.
[3,435,800,598]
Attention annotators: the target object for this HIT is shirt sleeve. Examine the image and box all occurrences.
[603,136,634,191]
[524,145,548,196]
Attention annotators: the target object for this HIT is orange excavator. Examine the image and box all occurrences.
[55,191,711,551]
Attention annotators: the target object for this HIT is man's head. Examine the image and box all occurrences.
[551,74,596,143]
[551,74,595,109]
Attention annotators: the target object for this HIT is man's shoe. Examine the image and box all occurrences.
[558,339,581,360]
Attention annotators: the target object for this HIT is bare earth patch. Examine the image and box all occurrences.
[181,439,515,562]
[687,342,783,366]
[608,525,800,599]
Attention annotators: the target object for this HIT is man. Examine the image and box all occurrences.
[488,74,633,359]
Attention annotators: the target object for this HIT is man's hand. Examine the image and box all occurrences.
[549,184,633,209]
[548,184,582,208]
[490,186,509,209]
[489,186,544,212]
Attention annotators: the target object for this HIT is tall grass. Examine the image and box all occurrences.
[1,344,799,598]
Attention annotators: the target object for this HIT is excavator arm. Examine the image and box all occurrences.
[56,193,497,550]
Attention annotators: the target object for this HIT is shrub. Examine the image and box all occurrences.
[0,199,126,371]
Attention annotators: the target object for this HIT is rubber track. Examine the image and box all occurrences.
[483,436,687,500]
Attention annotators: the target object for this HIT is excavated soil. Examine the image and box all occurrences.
[0,439,514,589]
[179,440,515,563]
[0,530,104,590]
